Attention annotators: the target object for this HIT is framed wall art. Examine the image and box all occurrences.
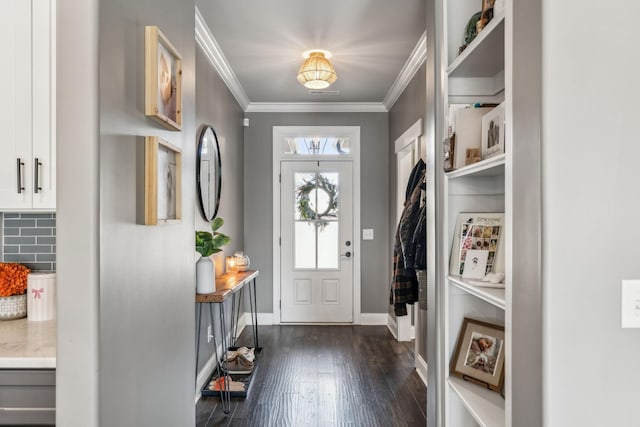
[481,103,505,160]
[144,136,182,225]
[145,26,182,131]
[450,317,505,392]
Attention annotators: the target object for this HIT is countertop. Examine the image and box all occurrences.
[0,318,56,368]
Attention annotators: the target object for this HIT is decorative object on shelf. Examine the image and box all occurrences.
[234,252,251,272]
[145,26,182,131]
[443,134,456,172]
[226,256,237,274]
[469,272,506,289]
[449,106,493,169]
[296,173,338,229]
[144,136,182,225]
[478,0,496,32]
[481,103,505,160]
[464,148,482,166]
[197,125,222,221]
[451,317,505,392]
[195,217,231,294]
[450,213,504,276]
[459,11,482,54]
[297,49,337,89]
[0,263,30,320]
[27,272,56,321]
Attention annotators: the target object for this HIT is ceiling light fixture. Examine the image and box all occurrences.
[297,49,337,89]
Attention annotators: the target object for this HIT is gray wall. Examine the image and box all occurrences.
[542,0,640,425]
[98,0,196,426]
[388,62,426,358]
[195,45,245,373]
[57,0,100,425]
[244,112,389,314]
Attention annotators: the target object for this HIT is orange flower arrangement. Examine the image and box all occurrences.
[0,263,30,297]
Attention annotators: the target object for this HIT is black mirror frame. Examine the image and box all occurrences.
[196,125,222,221]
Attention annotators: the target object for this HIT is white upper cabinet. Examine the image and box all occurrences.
[0,0,56,210]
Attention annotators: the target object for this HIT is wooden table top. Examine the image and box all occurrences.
[196,269,259,303]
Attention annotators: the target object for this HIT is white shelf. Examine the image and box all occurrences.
[449,275,505,310]
[448,377,505,427]
[447,15,505,78]
[446,154,505,180]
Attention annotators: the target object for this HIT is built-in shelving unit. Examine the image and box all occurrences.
[432,0,542,425]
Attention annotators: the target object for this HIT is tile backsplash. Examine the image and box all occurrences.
[2,212,56,271]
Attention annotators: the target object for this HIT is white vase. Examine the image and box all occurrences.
[196,256,215,294]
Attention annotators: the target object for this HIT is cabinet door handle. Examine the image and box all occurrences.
[16,158,25,194]
[34,157,43,193]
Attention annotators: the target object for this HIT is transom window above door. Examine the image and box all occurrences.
[284,137,350,156]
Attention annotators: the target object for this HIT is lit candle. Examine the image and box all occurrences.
[226,256,237,274]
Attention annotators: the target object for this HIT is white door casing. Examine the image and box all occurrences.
[280,161,353,322]
[273,126,361,325]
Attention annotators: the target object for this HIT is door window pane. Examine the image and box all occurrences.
[294,222,316,269]
[316,172,338,220]
[295,173,316,220]
[317,221,339,269]
[284,137,350,156]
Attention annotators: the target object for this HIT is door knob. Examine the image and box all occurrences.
[341,251,352,258]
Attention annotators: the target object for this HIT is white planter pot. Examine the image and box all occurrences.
[196,256,215,294]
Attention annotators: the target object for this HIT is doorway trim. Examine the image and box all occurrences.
[272,126,361,324]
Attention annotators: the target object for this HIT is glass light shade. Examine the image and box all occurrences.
[297,51,337,89]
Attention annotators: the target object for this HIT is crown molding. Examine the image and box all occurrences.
[383,31,427,111]
[195,7,250,110]
[245,102,387,113]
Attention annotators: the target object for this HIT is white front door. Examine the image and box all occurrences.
[280,161,353,323]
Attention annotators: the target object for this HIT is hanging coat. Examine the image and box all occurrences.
[390,167,425,316]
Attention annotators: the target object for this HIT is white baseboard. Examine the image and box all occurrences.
[360,313,389,325]
[244,312,274,325]
[387,313,398,339]
[415,353,428,386]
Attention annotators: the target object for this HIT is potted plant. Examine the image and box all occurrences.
[0,263,30,320]
[195,217,231,294]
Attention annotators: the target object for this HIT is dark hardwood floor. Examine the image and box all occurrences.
[196,325,426,427]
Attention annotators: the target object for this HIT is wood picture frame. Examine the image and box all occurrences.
[144,136,182,225]
[443,134,456,172]
[481,103,505,160]
[145,26,182,131]
[450,317,505,392]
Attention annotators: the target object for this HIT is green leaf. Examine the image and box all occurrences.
[211,217,224,232]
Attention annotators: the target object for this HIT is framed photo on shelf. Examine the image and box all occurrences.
[450,317,505,392]
[481,103,505,160]
[144,136,182,225]
[145,26,182,131]
[450,212,504,277]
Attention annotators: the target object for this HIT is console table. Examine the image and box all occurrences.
[195,269,259,414]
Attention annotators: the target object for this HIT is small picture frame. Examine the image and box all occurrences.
[451,317,505,392]
[443,134,456,172]
[462,249,489,279]
[145,26,182,131]
[481,103,505,160]
[144,136,182,225]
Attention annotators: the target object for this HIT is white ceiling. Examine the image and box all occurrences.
[196,0,426,107]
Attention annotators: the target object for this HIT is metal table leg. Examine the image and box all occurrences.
[195,303,202,379]
[218,301,230,414]
[248,277,259,350]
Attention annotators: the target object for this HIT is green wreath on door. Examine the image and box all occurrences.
[296,174,338,229]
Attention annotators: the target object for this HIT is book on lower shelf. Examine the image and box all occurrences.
[449,213,505,278]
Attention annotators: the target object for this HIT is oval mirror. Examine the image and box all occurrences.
[196,126,221,221]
